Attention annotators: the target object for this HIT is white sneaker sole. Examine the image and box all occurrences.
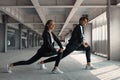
[7,64,12,73]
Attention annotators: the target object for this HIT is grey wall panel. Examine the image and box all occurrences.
[94,40,107,54]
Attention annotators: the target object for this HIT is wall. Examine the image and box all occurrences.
[91,12,108,56]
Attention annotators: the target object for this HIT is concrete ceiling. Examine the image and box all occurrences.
[0,0,119,37]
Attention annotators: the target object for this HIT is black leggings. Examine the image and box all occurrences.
[43,44,91,65]
[13,48,62,67]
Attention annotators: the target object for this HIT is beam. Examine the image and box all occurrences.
[41,6,73,8]
[42,5,107,8]
[58,0,84,36]
[0,6,34,8]
[6,22,65,24]
[31,0,46,25]
[0,5,107,8]
[80,5,107,8]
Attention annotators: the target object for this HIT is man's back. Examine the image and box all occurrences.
[69,24,84,45]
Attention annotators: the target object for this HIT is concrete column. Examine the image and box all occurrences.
[109,7,120,61]
[37,35,39,46]
[0,24,4,52]
[34,33,36,47]
[107,0,120,60]
[32,32,35,47]
[15,29,20,49]
[106,0,111,60]
[35,34,37,47]
[19,24,22,49]
[36,34,38,47]
[29,32,32,47]
[2,15,8,52]
[27,30,30,48]
[38,36,40,46]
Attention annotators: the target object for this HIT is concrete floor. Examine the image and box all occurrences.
[0,47,120,80]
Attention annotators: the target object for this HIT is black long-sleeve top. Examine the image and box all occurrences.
[41,30,63,52]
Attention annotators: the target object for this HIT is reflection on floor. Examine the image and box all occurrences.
[71,51,120,80]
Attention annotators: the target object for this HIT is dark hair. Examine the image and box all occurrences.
[42,20,53,37]
[79,17,88,23]
[44,20,53,31]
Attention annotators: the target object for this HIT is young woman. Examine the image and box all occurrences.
[7,20,64,74]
